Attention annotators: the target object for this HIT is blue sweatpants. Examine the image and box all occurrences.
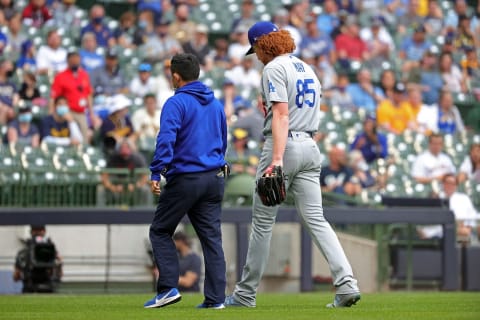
[149,169,226,304]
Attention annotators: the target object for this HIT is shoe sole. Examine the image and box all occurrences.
[326,294,361,308]
[144,295,182,308]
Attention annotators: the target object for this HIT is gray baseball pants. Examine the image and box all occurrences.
[232,132,359,306]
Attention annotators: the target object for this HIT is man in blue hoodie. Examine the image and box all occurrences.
[144,53,228,310]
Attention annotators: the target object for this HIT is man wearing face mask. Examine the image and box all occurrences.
[41,96,83,146]
[5,106,40,147]
[141,17,182,65]
[0,59,18,125]
[50,51,93,144]
[80,4,114,48]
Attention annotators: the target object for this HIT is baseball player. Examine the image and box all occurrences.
[225,21,361,308]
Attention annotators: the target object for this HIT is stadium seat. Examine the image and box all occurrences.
[223,173,255,207]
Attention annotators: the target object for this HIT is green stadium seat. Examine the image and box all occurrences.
[223,173,255,207]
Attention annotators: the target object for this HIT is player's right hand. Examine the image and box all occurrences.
[150,180,161,195]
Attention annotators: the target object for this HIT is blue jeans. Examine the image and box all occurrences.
[149,169,226,304]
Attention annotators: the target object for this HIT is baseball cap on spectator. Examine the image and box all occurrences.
[246,21,279,55]
[106,48,118,58]
[138,63,152,72]
[108,94,131,115]
[21,40,33,55]
[232,128,249,140]
[365,114,377,122]
[393,82,406,94]
[196,24,209,34]
[371,15,383,27]
[155,16,171,27]
[414,24,426,33]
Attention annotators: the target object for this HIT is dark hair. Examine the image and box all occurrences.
[442,173,457,184]
[54,96,67,105]
[170,53,200,82]
[173,231,191,247]
[143,93,156,101]
[428,133,443,143]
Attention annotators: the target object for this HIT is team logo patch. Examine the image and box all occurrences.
[268,81,276,93]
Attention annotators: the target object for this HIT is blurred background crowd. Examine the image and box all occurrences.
[0,0,479,220]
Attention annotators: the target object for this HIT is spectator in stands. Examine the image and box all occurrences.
[0,0,15,21]
[50,51,93,143]
[300,15,336,64]
[132,8,155,47]
[411,133,455,184]
[21,0,52,28]
[419,173,478,242]
[379,69,397,101]
[4,12,27,59]
[16,40,36,72]
[444,0,468,29]
[6,106,40,147]
[173,231,202,292]
[41,96,83,146]
[225,128,259,176]
[461,47,480,87]
[435,90,465,135]
[334,15,368,63]
[52,0,82,29]
[320,146,360,196]
[326,73,355,110]
[182,24,212,70]
[272,8,301,56]
[454,15,476,53]
[408,49,443,106]
[35,29,67,75]
[129,63,158,98]
[348,150,375,189]
[113,11,137,49]
[141,17,183,65]
[359,15,395,65]
[396,0,424,34]
[100,94,135,152]
[424,0,444,34]
[131,93,160,155]
[220,79,246,126]
[97,138,151,206]
[228,24,251,66]
[402,85,436,134]
[350,114,388,164]
[336,0,357,14]
[230,0,257,34]
[399,25,432,74]
[224,55,260,98]
[90,48,129,96]
[458,143,480,185]
[132,0,162,20]
[376,82,415,134]
[168,3,196,45]
[154,59,175,108]
[0,59,17,125]
[18,72,40,102]
[439,52,466,93]
[316,0,339,36]
[80,4,114,48]
[230,95,264,143]
[210,38,231,69]
[346,68,383,112]
[79,32,104,74]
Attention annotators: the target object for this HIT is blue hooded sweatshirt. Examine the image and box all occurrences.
[150,81,227,181]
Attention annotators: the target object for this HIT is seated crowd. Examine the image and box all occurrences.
[0,0,479,239]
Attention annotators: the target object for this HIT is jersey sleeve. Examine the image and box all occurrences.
[262,65,288,104]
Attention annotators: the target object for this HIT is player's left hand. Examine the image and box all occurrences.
[150,180,161,195]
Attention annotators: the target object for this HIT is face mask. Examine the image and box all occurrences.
[6,70,14,78]
[138,20,148,29]
[93,16,103,25]
[70,65,80,72]
[56,105,69,116]
[18,113,32,123]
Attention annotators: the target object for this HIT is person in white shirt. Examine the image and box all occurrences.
[458,143,480,185]
[36,29,67,75]
[412,134,456,184]
[224,55,260,98]
[131,93,161,153]
[228,25,252,66]
[129,63,158,98]
[419,174,478,241]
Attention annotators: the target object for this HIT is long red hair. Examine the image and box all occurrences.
[255,30,295,57]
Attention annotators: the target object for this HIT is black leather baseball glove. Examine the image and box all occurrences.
[256,165,286,206]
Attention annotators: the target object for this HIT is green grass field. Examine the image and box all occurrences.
[0,292,479,320]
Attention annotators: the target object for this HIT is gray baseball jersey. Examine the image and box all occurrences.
[261,54,321,135]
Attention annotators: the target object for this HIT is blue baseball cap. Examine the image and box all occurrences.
[138,63,152,72]
[246,21,279,55]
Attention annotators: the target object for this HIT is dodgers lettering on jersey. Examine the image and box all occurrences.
[261,55,322,135]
